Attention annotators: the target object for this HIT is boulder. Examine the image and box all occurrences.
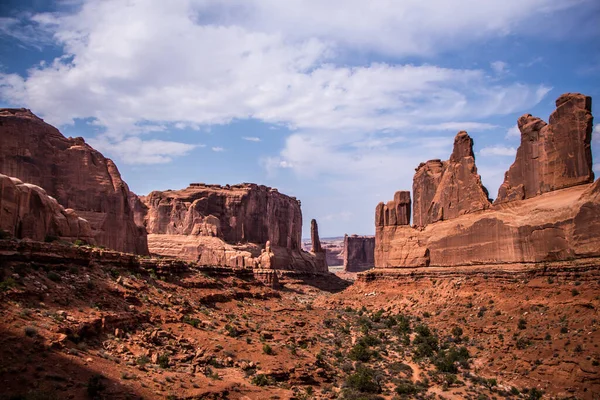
[496,93,594,203]
[0,108,148,254]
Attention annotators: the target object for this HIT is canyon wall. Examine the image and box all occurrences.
[343,235,375,272]
[375,93,599,268]
[139,183,327,272]
[0,109,148,254]
[0,174,95,244]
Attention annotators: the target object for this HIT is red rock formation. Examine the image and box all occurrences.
[412,160,444,227]
[141,183,301,248]
[376,181,600,267]
[375,93,599,269]
[343,234,375,272]
[496,93,594,203]
[0,108,148,254]
[375,191,411,227]
[139,183,327,273]
[310,219,323,253]
[0,174,95,243]
[412,132,490,227]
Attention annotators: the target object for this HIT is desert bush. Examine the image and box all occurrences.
[157,354,170,369]
[412,324,439,359]
[517,318,527,330]
[262,344,273,355]
[0,277,17,291]
[251,374,269,386]
[349,343,372,362]
[345,365,381,393]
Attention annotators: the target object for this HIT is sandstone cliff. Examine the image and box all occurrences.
[139,183,327,273]
[0,174,95,244]
[412,131,491,227]
[375,93,599,269]
[0,109,148,254]
[343,235,375,272]
[496,93,594,203]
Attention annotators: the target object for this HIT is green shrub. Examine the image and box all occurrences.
[517,318,527,330]
[349,343,372,362]
[251,374,269,386]
[412,324,439,359]
[0,230,12,240]
[0,277,17,291]
[157,354,170,369]
[345,365,381,393]
[434,346,470,373]
[395,379,425,395]
[262,344,273,355]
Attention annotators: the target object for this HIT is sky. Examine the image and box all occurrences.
[1,0,599,238]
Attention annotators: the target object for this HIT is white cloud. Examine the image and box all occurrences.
[490,61,508,74]
[242,136,261,142]
[88,137,198,164]
[0,1,561,138]
[593,124,600,143]
[479,145,517,157]
[505,124,521,139]
[211,146,225,152]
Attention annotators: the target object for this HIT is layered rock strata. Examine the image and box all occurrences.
[496,93,594,203]
[139,184,327,273]
[0,109,148,254]
[343,235,375,272]
[375,93,599,269]
[0,174,95,244]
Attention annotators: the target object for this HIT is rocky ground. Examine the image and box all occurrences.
[1,239,599,399]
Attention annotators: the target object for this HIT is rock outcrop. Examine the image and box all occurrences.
[0,174,95,244]
[496,93,594,203]
[0,108,148,254]
[412,132,491,227]
[412,160,444,227]
[310,219,323,253]
[375,93,599,269]
[375,191,411,227]
[139,183,327,273]
[343,235,375,272]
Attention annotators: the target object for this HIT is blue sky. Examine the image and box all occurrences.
[1,0,599,238]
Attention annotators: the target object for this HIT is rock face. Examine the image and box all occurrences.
[413,132,491,227]
[0,109,148,254]
[139,183,327,273]
[0,174,95,244]
[376,183,600,267]
[343,235,375,272]
[412,160,444,227]
[310,219,323,253]
[375,93,599,269]
[375,191,411,227]
[496,93,594,203]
